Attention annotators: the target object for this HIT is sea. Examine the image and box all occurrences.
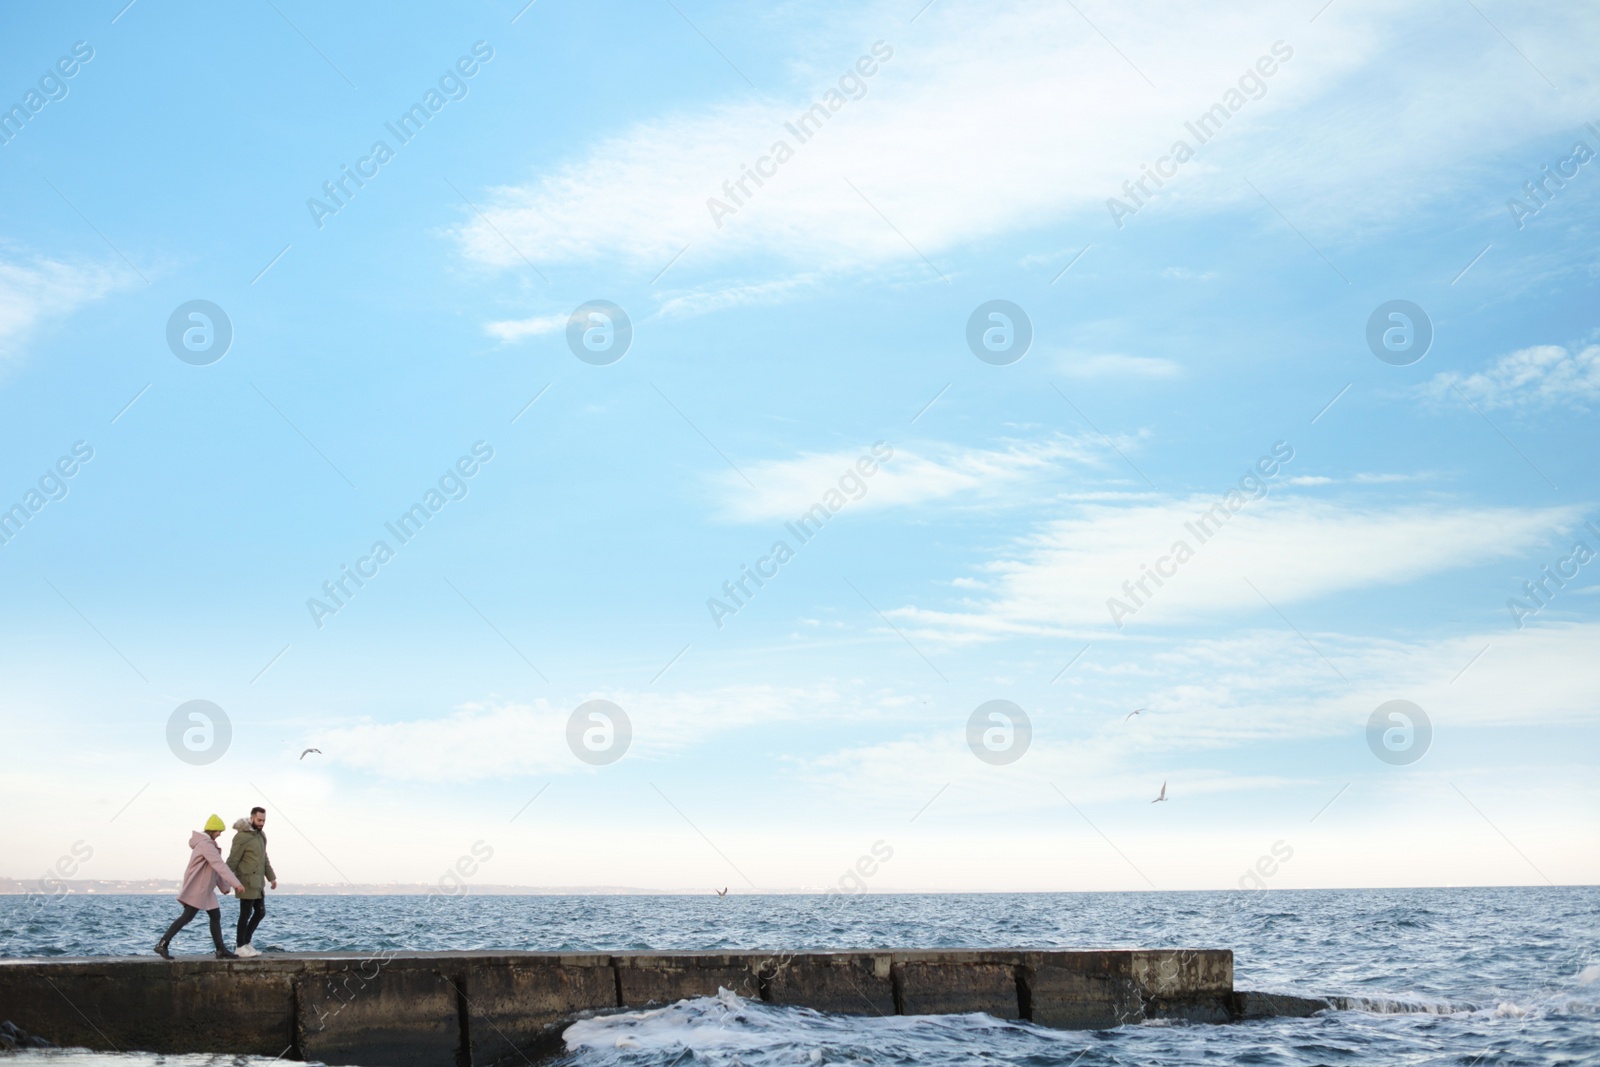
[1,886,1595,1066]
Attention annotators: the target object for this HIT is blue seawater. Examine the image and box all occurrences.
[1,886,1595,1066]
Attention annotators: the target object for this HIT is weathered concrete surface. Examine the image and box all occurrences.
[612,952,764,1006]
[1132,949,1235,1023]
[1020,951,1143,1030]
[0,956,296,1056]
[0,947,1244,1065]
[297,957,463,1067]
[1235,991,1333,1019]
[891,952,1022,1019]
[762,952,896,1016]
[466,954,616,1066]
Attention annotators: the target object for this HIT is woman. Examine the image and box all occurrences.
[154,814,245,959]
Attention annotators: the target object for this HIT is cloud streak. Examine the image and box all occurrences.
[888,496,1582,641]
[1424,343,1600,410]
[1056,352,1182,380]
[483,312,566,344]
[450,1,1599,283]
[0,251,132,360]
[310,684,898,783]
[714,435,1119,523]
[794,621,1600,814]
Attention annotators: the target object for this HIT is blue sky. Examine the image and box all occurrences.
[2,0,1596,894]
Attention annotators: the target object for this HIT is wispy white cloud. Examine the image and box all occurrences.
[793,621,1600,816]
[483,312,565,344]
[1286,472,1431,487]
[450,1,1599,280]
[1018,247,1081,269]
[281,613,1600,799]
[1424,344,1600,410]
[308,684,904,784]
[1057,352,1182,379]
[1351,472,1431,484]
[655,275,815,320]
[714,435,1119,523]
[885,496,1582,641]
[0,251,132,359]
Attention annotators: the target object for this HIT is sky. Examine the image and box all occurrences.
[0,0,1596,895]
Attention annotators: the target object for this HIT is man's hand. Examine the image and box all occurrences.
[270,880,278,890]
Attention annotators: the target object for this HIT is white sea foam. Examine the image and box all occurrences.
[1330,994,1471,1016]
[563,989,769,1054]
[562,988,1090,1062]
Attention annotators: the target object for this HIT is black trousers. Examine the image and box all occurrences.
[161,905,224,952]
[236,897,266,945]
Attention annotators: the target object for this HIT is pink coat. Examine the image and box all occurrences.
[178,830,244,910]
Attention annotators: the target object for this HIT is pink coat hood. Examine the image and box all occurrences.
[178,829,244,911]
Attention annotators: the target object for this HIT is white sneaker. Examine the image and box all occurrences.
[236,944,261,958]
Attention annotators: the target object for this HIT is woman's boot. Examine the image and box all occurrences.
[207,909,237,958]
[155,909,192,959]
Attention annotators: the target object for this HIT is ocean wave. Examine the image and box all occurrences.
[1325,992,1600,1021]
[3,888,1596,1067]
[560,990,1095,1067]
[1328,994,1476,1015]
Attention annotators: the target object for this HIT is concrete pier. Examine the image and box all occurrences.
[0,948,1238,1065]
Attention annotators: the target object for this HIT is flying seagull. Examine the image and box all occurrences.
[715,887,728,897]
[300,748,321,760]
[1151,780,1168,803]
[1124,708,1145,722]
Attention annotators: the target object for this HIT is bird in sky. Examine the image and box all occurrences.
[300,748,321,760]
[1152,780,1168,803]
[1124,708,1145,722]
[716,887,728,897]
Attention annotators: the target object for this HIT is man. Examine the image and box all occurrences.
[226,807,277,957]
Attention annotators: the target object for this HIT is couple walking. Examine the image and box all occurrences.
[154,808,277,959]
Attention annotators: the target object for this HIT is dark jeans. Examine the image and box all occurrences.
[160,905,224,952]
[236,897,266,946]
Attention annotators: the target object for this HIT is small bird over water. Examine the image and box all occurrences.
[300,748,321,760]
[715,887,728,897]
[1124,708,1145,722]
[1152,780,1168,803]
